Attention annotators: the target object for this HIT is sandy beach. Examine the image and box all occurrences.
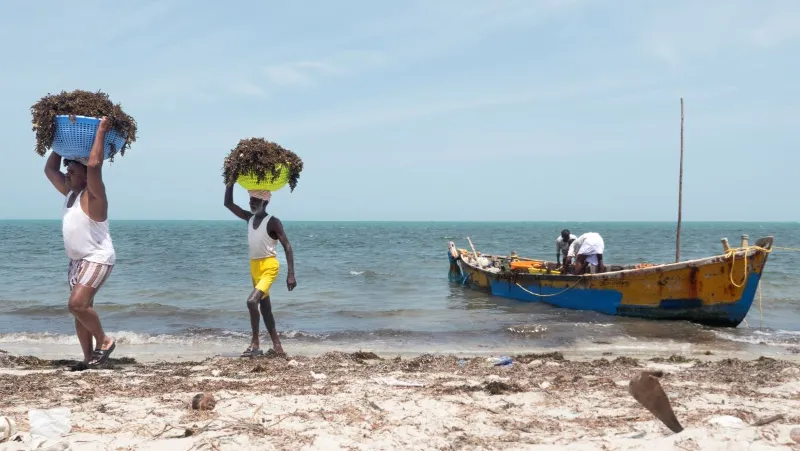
[1,349,800,450]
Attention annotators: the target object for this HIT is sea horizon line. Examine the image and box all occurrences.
[0,219,795,224]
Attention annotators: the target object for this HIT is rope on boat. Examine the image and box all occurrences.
[724,245,772,328]
[514,276,585,298]
[726,246,762,288]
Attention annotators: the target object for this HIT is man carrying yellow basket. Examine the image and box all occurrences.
[222,138,303,357]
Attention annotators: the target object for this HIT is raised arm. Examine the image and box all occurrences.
[556,238,561,265]
[269,217,296,291]
[85,117,110,221]
[44,151,68,196]
[224,184,252,221]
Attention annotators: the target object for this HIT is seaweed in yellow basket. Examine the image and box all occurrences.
[222,138,303,193]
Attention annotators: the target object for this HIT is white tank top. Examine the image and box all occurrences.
[248,214,277,260]
[62,190,116,265]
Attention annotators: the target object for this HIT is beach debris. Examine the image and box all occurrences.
[539,381,552,389]
[513,352,564,368]
[486,356,512,367]
[484,381,522,395]
[372,376,424,387]
[791,427,800,443]
[311,371,327,380]
[351,351,381,361]
[752,413,784,427]
[191,393,216,411]
[622,431,646,439]
[708,415,745,429]
[30,89,137,159]
[222,137,304,192]
[28,408,71,439]
[0,416,16,443]
[28,437,70,451]
[628,370,683,433]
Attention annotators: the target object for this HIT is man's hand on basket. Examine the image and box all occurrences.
[98,116,111,133]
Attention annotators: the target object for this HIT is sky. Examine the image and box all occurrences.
[1,0,798,221]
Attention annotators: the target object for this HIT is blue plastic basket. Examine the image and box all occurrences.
[51,115,128,161]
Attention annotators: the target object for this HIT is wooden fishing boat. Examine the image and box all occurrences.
[447,236,774,327]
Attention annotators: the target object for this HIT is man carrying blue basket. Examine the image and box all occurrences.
[44,116,117,369]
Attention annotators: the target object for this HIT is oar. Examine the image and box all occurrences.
[466,236,479,260]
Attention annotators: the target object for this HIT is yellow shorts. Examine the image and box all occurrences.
[250,257,280,298]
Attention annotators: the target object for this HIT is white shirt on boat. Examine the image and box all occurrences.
[248,214,278,260]
[62,190,116,265]
[556,234,577,257]
[568,232,604,266]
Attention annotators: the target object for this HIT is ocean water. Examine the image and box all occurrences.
[0,221,799,359]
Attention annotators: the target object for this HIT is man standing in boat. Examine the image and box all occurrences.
[44,117,117,369]
[556,229,577,266]
[224,185,296,357]
[566,232,606,275]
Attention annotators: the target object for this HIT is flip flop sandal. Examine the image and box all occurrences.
[241,346,264,358]
[88,341,116,366]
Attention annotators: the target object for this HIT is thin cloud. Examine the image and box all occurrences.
[637,1,800,69]
[264,73,671,137]
[262,61,346,87]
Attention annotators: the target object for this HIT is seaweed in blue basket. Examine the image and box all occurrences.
[222,138,304,192]
[30,89,138,160]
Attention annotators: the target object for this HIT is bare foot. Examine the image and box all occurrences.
[100,337,114,351]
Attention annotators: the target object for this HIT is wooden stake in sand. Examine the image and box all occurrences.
[629,370,683,433]
[675,98,685,263]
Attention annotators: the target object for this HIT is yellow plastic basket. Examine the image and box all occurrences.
[236,164,290,191]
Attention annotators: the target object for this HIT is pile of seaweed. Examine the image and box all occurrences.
[222,138,304,192]
[30,89,138,159]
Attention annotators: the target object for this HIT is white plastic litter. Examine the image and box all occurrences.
[708,415,745,428]
[29,408,72,438]
[311,371,327,380]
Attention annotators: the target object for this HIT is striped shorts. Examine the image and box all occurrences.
[68,259,113,291]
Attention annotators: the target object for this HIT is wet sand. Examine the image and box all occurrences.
[1,349,799,450]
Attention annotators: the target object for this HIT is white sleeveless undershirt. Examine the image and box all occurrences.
[62,190,116,265]
[248,214,277,260]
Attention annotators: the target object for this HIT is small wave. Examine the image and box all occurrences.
[347,270,394,278]
[713,329,800,346]
[0,329,329,346]
[0,331,211,346]
[281,330,328,340]
[507,325,548,335]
